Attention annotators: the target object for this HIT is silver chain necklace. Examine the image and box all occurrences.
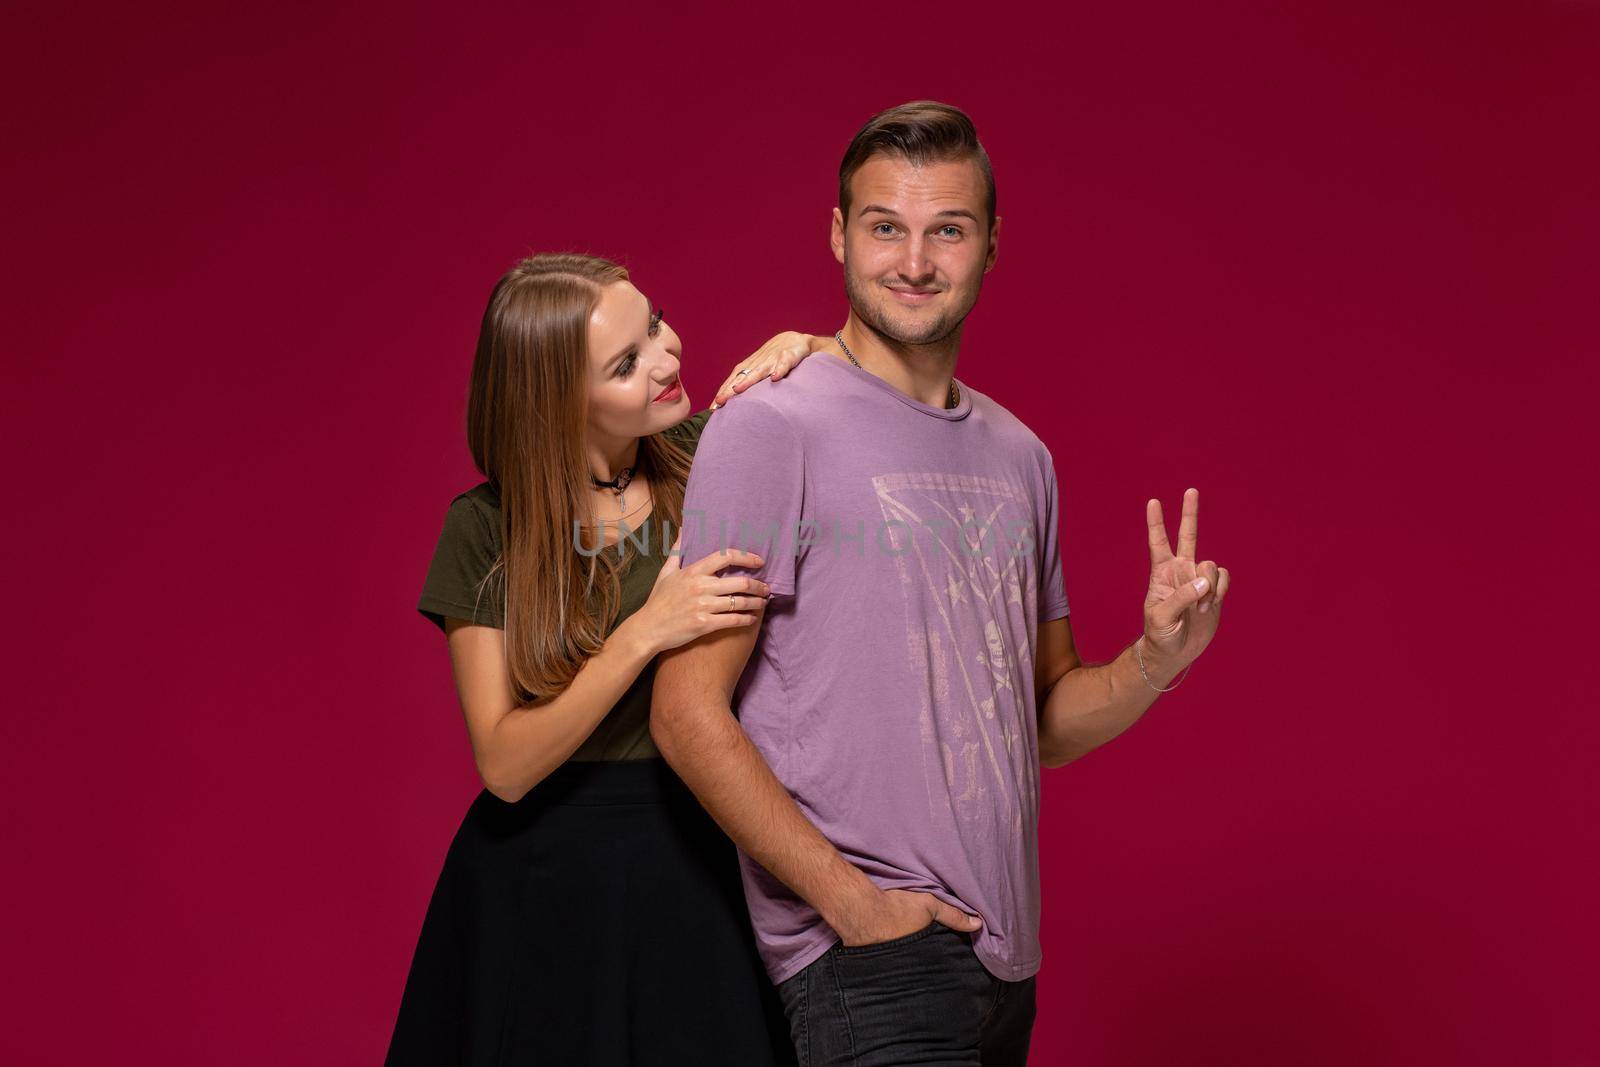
[835,332,959,409]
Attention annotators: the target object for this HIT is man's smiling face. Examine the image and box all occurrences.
[831,153,1001,346]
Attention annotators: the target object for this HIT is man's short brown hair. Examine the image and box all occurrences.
[837,100,996,226]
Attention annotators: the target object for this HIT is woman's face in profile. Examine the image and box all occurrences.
[586,280,689,441]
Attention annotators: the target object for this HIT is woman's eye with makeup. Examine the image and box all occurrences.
[648,309,664,337]
[618,353,637,377]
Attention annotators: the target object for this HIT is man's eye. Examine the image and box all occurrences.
[939,226,963,238]
[873,223,896,236]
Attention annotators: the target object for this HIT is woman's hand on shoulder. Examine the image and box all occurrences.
[711,332,831,409]
[629,532,772,654]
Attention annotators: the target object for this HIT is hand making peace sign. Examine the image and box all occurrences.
[1143,487,1231,667]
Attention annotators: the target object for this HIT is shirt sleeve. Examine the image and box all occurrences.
[417,494,507,632]
[676,396,805,596]
[1038,459,1070,622]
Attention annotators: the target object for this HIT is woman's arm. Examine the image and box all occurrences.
[445,616,656,802]
[442,543,770,802]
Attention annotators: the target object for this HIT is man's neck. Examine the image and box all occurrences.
[836,316,961,409]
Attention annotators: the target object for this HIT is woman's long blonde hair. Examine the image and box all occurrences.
[465,253,694,703]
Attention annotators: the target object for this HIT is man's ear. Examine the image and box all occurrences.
[830,207,846,265]
[985,214,1002,273]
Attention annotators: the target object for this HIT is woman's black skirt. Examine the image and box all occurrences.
[385,757,796,1066]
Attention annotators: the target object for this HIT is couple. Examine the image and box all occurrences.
[387,100,1231,1066]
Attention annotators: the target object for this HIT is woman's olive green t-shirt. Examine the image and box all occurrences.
[416,408,712,762]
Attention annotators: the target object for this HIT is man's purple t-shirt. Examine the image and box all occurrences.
[674,353,1069,986]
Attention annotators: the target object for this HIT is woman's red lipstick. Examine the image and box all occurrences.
[652,379,683,403]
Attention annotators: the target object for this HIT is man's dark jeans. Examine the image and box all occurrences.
[774,920,1037,1066]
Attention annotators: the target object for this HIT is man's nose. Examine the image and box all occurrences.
[898,236,935,284]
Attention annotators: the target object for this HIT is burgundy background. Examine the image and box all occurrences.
[3,1,1595,1063]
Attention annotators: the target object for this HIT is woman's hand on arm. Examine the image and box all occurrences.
[710,332,831,409]
[629,532,771,652]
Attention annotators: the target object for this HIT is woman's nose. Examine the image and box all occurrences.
[649,349,680,381]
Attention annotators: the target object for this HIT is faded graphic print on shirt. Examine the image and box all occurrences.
[871,471,1043,844]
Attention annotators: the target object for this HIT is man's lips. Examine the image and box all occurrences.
[652,379,683,403]
[887,286,942,304]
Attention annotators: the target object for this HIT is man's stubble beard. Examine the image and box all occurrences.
[842,252,977,348]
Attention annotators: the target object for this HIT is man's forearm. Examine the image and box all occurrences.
[652,698,876,930]
[1038,638,1184,766]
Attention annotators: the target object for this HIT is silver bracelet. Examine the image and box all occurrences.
[1135,635,1192,693]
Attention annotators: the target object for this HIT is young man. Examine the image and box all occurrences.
[652,101,1229,1065]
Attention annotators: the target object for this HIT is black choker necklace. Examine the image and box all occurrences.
[592,466,636,511]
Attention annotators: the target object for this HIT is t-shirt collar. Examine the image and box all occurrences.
[819,351,972,421]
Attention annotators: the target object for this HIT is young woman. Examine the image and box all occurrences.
[385,253,819,1066]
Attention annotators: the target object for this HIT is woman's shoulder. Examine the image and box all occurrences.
[661,408,713,454]
[447,480,500,518]
[419,480,506,632]
[438,480,502,550]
